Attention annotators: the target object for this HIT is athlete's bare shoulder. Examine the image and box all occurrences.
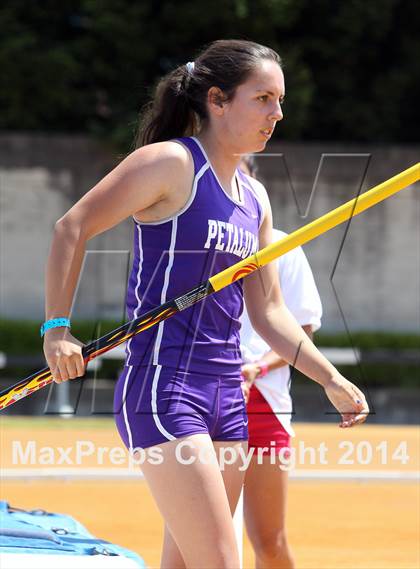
[127,140,193,185]
[62,140,195,240]
[133,139,191,163]
[126,141,195,223]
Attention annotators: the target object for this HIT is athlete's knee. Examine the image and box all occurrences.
[184,547,239,568]
[182,535,240,568]
[211,537,241,568]
[251,528,294,565]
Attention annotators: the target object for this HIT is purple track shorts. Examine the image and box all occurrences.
[114,365,248,449]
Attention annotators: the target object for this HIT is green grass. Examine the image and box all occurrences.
[316,332,420,349]
[1,320,419,388]
[1,319,418,353]
[0,319,125,354]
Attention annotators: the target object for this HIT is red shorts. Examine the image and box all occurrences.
[247,385,291,454]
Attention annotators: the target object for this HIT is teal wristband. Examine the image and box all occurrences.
[40,318,71,337]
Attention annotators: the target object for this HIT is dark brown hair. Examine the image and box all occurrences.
[136,39,281,147]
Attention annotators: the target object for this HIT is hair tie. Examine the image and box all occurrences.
[186,61,195,74]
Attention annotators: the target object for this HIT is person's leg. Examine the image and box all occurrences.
[161,524,186,569]
[160,439,247,569]
[141,433,241,569]
[214,440,247,513]
[244,455,295,569]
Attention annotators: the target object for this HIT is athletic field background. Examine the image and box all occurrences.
[1,417,418,569]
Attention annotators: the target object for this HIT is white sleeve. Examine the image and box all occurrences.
[277,244,323,331]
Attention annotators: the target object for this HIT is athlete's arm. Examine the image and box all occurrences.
[241,325,313,402]
[43,142,193,383]
[243,183,368,427]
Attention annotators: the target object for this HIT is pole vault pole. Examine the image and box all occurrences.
[0,163,418,411]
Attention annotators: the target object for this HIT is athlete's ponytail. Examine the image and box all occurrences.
[136,39,281,148]
[136,65,196,148]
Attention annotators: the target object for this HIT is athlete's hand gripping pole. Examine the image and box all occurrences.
[0,163,418,411]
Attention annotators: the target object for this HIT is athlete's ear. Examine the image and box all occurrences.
[207,86,227,115]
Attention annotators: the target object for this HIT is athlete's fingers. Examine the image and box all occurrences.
[351,391,369,424]
[338,393,368,427]
[65,358,79,380]
[358,399,370,417]
[51,367,63,384]
[74,354,86,378]
[352,384,368,406]
[56,359,70,383]
[340,411,368,428]
[67,353,86,379]
[241,383,250,403]
[352,413,368,425]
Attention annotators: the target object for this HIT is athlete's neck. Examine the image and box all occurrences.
[195,131,241,194]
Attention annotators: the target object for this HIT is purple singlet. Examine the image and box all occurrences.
[114,137,263,448]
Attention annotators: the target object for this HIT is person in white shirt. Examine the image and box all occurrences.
[240,156,322,569]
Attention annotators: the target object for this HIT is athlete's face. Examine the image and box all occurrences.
[223,59,285,153]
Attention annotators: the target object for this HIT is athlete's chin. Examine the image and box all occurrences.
[254,138,268,152]
[240,138,268,155]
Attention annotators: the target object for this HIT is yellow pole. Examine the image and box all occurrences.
[210,163,419,292]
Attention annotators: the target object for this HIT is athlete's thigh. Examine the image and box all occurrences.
[159,439,246,569]
[213,440,247,514]
[140,433,239,567]
[244,455,289,538]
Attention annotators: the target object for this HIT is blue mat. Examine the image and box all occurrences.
[0,501,146,566]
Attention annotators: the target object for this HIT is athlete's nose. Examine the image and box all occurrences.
[270,100,283,122]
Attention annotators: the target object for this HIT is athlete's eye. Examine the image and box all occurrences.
[258,95,268,102]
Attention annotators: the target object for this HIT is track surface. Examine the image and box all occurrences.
[1,418,419,568]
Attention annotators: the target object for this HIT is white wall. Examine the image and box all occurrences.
[1,134,418,331]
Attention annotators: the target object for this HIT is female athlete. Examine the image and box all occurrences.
[42,40,368,568]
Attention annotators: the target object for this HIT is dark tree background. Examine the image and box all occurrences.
[1,0,419,149]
